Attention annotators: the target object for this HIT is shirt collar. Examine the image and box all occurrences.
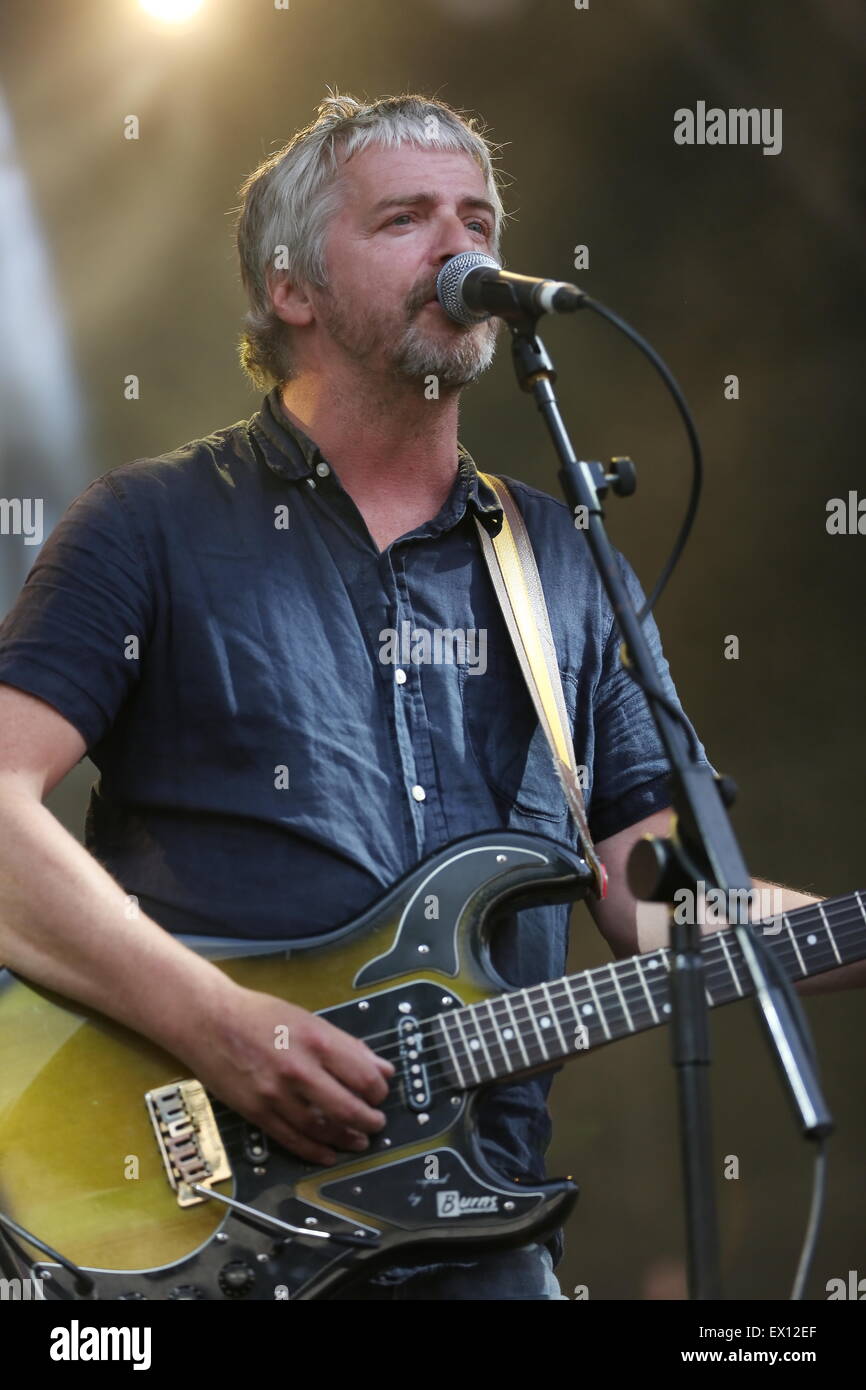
[249,386,504,534]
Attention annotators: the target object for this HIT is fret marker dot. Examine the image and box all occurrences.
[648,959,659,969]
[663,1003,671,1013]
[540,1016,551,1028]
[806,934,817,946]
[581,1004,594,1015]
[469,1038,481,1050]
[503,1028,514,1040]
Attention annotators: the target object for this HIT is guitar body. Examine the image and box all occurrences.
[0,830,591,1300]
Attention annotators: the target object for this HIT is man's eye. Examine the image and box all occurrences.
[387,214,490,235]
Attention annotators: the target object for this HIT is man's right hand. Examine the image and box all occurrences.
[0,685,395,1169]
[176,985,397,1166]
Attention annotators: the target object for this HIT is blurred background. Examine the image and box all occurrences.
[0,0,863,1299]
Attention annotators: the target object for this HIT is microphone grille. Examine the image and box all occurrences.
[436,251,500,326]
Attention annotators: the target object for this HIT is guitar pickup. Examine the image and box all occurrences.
[397,1015,432,1112]
[146,1079,232,1208]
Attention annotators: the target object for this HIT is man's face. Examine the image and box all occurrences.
[309,143,502,388]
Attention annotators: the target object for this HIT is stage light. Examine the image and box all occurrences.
[139,0,205,22]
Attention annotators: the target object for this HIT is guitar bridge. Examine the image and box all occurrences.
[146,1080,232,1207]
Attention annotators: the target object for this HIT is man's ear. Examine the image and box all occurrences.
[270,274,315,328]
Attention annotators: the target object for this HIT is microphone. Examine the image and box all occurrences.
[435,251,587,327]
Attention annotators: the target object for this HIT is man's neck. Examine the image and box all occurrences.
[278,370,462,506]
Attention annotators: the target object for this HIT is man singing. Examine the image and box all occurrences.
[0,92,858,1300]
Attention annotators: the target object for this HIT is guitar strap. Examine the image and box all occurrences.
[474,473,608,900]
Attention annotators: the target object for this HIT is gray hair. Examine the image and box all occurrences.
[233,91,509,392]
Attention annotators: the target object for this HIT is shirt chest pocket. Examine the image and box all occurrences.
[457,654,579,823]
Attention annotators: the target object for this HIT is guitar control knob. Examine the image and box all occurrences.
[168,1284,206,1300]
[218,1261,257,1298]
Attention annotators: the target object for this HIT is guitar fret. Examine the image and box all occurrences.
[437,1012,466,1088]
[502,993,532,1068]
[633,956,660,1024]
[464,1004,496,1080]
[716,931,744,996]
[783,914,807,976]
[434,891,865,1091]
[584,970,611,1040]
[561,977,583,1029]
[558,979,594,1050]
[797,920,826,970]
[540,982,568,1055]
[483,997,510,1073]
[607,962,635,1032]
[818,902,843,965]
[662,946,720,1012]
[493,994,526,1072]
[523,988,552,1062]
[452,1009,482,1084]
[514,989,547,1061]
[430,889,866,1095]
[619,960,650,1026]
[565,978,601,1046]
[657,952,672,1016]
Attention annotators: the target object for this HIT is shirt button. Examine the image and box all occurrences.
[315,462,330,477]
[395,669,407,685]
[411,785,426,802]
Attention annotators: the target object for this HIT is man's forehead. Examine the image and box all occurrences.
[337,143,488,202]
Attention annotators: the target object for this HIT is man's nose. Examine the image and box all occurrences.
[432,210,493,265]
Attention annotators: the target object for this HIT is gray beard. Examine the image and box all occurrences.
[318,291,501,388]
[389,313,501,387]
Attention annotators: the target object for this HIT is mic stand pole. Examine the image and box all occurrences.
[504,312,833,1301]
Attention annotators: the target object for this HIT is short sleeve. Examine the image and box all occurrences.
[0,475,154,751]
[587,549,716,842]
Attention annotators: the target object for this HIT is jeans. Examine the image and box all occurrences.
[328,1243,569,1300]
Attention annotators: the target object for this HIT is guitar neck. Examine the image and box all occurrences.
[433,891,866,1089]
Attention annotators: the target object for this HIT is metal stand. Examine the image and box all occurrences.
[505,312,833,1300]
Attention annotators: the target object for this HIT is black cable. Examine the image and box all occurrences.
[555,296,704,765]
[791,1140,828,1300]
[580,295,703,622]
[614,639,703,765]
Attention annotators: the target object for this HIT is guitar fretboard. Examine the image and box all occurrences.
[430,891,865,1089]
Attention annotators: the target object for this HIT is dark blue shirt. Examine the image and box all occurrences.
[0,386,714,1277]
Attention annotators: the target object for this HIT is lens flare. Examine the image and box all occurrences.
[139,0,205,23]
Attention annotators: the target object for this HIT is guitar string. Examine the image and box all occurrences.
[304,895,863,1055]
[379,924,861,1087]
[209,925,856,1135]
[209,904,862,1118]
[349,900,863,1058]
[347,926,860,1094]
[210,915,860,1129]
[208,895,860,1067]
[206,913,862,1144]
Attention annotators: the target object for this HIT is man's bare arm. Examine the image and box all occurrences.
[587,807,866,994]
[0,683,394,1163]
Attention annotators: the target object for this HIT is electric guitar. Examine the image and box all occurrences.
[1,829,862,1299]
